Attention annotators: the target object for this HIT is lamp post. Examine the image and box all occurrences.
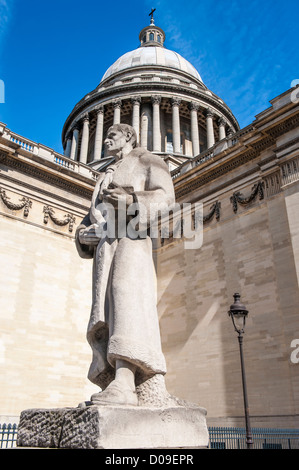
[228,293,253,449]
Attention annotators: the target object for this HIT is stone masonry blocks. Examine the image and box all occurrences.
[17,404,209,449]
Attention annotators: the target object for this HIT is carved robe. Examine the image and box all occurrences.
[75,148,175,389]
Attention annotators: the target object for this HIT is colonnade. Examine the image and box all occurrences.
[64,96,231,163]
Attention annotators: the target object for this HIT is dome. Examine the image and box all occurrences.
[62,15,240,166]
[101,46,203,83]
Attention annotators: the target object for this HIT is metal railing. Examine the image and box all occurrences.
[0,423,18,448]
[208,427,299,449]
[1,423,298,449]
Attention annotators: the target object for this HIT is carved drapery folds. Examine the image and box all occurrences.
[43,205,76,232]
[230,181,264,213]
[0,187,32,217]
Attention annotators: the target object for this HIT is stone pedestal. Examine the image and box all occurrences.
[17,404,209,449]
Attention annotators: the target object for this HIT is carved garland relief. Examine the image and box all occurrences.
[161,180,266,247]
[43,205,76,233]
[0,179,267,244]
[0,187,76,233]
[230,181,264,213]
[0,187,32,217]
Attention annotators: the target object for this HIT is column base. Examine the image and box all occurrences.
[17,402,209,449]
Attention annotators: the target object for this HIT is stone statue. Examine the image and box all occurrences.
[17,124,208,448]
[76,123,175,406]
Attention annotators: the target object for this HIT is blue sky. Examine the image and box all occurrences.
[0,0,298,154]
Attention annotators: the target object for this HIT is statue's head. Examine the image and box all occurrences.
[104,124,137,156]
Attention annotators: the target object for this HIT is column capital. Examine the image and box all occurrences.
[81,113,89,122]
[94,104,104,114]
[189,101,200,111]
[218,117,226,126]
[206,108,214,118]
[170,97,181,107]
[113,98,122,109]
[131,95,141,105]
[151,95,161,105]
[72,123,80,132]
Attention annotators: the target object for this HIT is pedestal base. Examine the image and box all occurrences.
[17,404,209,449]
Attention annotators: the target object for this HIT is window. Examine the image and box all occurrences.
[166,132,173,153]
[157,35,161,43]
[149,32,154,41]
[142,35,146,43]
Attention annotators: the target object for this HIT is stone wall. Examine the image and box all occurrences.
[0,141,99,418]
[156,176,299,428]
[0,215,99,417]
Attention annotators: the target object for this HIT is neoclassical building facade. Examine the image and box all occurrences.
[0,18,299,430]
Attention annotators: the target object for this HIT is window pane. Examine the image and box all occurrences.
[166,132,173,152]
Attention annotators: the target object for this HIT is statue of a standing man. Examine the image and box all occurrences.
[75,124,175,406]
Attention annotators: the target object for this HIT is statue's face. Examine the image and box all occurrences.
[104,127,127,156]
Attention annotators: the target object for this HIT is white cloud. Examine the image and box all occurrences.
[0,0,13,38]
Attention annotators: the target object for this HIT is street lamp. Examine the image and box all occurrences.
[228,293,253,449]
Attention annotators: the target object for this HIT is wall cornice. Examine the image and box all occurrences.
[0,151,94,201]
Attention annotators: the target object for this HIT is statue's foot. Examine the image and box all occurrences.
[91,382,138,406]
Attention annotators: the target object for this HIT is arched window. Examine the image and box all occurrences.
[157,35,161,43]
[149,32,154,41]
[142,35,146,43]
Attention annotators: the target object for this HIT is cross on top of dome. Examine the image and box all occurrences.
[149,8,156,24]
[139,9,165,48]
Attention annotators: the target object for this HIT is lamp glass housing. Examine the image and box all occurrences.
[229,311,247,333]
[228,293,248,334]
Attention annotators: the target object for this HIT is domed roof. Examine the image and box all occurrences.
[101,46,203,83]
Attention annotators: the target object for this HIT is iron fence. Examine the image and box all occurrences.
[1,422,298,449]
[208,426,299,449]
[0,423,18,448]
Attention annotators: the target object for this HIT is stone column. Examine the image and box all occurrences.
[113,99,122,125]
[79,114,89,164]
[171,97,181,153]
[227,129,233,147]
[189,102,200,156]
[206,108,215,149]
[70,125,79,160]
[131,96,141,143]
[94,105,104,160]
[140,103,152,150]
[64,135,72,157]
[218,117,226,141]
[151,95,161,152]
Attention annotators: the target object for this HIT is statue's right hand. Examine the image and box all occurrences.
[78,224,101,245]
